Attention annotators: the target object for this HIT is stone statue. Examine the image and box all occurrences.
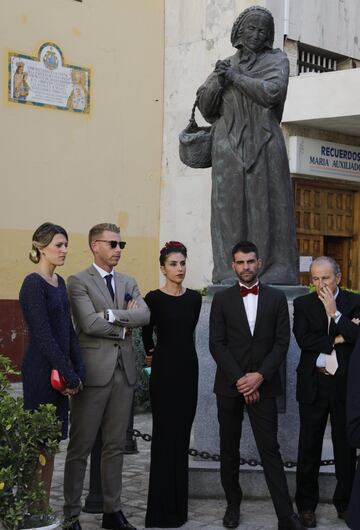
[197,5,298,285]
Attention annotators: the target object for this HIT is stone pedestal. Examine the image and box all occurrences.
[189,285,336,500]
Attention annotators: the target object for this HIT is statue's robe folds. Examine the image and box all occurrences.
[198,48,298,284]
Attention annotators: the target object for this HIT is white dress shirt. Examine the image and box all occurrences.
[239,281,259,336]
[93,263,116,323]
[93,262,115,291]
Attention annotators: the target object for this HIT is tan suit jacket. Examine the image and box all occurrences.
[67,265,150,386]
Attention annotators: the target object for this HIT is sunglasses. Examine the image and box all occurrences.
[95,240,126,249]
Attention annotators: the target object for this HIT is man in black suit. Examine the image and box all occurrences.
[346,334,360,530]
[293,256,360,528]
[209,241,304,530]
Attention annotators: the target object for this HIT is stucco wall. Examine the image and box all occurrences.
[0,0,164,299]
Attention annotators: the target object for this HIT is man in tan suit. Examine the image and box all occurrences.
[63,223,150,530]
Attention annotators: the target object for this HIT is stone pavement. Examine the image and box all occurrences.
[49,413,347,530]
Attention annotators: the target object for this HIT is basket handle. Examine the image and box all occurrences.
[189,96,200,125]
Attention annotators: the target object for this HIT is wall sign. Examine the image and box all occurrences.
[8,42,90,114]
[299,256,312,272]
[288,136,360,182]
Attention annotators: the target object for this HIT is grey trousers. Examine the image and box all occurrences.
[63,366,134,517]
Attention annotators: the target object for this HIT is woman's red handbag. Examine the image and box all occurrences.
[50,369,66,392]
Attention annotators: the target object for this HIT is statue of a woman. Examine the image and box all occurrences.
[197,6,298,284]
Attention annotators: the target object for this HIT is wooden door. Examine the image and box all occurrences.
[294,179,358,287]
[324,236,351,288]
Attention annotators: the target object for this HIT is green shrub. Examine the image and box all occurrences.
[0,356,61,530]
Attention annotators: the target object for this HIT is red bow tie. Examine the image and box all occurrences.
[240,284,259,297]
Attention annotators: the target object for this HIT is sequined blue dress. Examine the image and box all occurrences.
[19,273,85,439]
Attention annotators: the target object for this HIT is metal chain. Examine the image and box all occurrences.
[131,429,335,468]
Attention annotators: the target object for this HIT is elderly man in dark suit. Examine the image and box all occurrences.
[293,256,360,528]
[346,333,360,530]
[209,240,304,530]
[63,223,150,530]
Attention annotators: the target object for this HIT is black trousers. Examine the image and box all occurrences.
[295,373,356,513]
[216,394,293,519]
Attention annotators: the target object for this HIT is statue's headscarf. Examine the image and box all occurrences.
[231,5,274,50]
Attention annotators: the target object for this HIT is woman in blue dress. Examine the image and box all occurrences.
[19,222,85,502]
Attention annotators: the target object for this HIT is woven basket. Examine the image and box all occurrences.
[179,99,212,168]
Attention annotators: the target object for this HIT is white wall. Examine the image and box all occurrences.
[288,0,360,58]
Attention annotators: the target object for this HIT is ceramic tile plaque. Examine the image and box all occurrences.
[8,42,91,114]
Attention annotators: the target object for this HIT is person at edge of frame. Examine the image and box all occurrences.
[293,256,360,528]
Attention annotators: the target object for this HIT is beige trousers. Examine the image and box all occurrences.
[63,366,133,517]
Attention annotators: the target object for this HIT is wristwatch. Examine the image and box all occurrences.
[331,310,341,320]
[104,310,110,321]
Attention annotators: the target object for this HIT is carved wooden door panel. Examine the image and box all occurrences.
[295,183,322,235]
[294,180,355,287]
[324,236,351,288]
[323,190,354,236]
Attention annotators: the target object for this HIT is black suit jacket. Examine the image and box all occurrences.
[293,289,360,404]
[209,283,290,398]
[346,334,360,530]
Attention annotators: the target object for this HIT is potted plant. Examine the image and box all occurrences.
[0,355,61,530]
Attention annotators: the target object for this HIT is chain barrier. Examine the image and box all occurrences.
[131,429,335,468]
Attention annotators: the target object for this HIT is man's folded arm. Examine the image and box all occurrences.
[335,307,360,344]
[110,283,150,327]
[68,275,125,339]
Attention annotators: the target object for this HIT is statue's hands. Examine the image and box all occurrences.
[214,59,231,84]
[214,59,230,74]
[216,59,231,74]
[215,60,241,84]
[224,67,238,83]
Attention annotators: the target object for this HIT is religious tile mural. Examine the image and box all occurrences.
[8,42,91,114]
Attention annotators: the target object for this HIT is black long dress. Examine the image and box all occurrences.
[142,288,202,528]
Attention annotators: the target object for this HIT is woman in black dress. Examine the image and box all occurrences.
[19,222,84,502]
[142,241,202,528]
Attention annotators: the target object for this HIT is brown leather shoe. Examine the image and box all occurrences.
[299,511,316,528]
